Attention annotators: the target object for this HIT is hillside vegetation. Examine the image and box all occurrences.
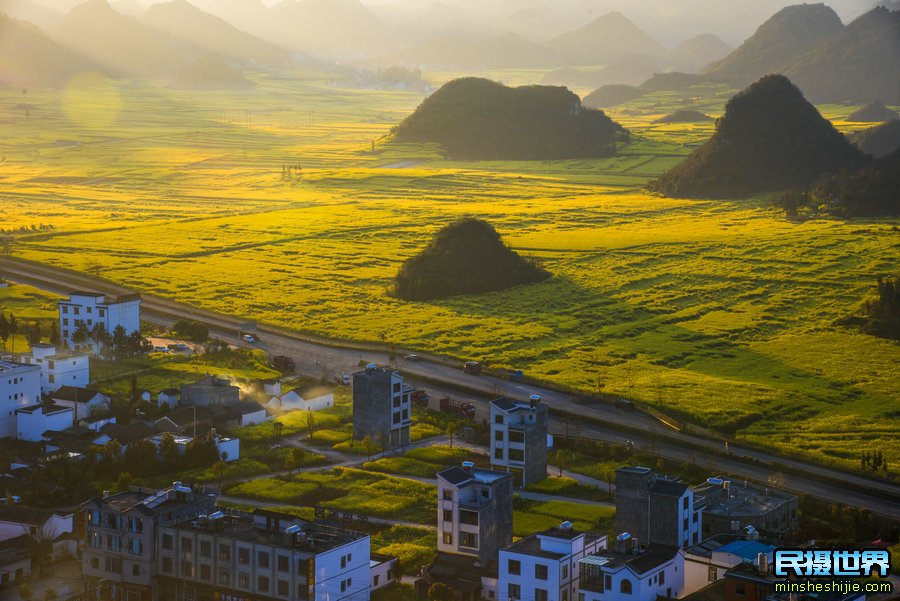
[654,110,712,124]
[649,75,867,198]
[582,85,644,108]
[849,120,900,158]
[392,78,627,160]
[392,218,550,301]
[847,101,899,123]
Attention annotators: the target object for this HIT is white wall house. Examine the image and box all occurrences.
[233,401,269,427]
[500,523,607,601]
[16,403,74,442]
[149,432,240,462]
[18,344,90,393]
[370,554,399,591]
[58,291,141,352]
[157,388,180,408]
[267,389,335,413]
[48,387,110,420]
[0,361,41,439]
[0,506,73,544]
[578,538,685,601]
[683,537,775,596]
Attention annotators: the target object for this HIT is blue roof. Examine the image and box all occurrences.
[717,540,775,560]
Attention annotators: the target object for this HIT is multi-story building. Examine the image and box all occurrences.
[692,477,797,541]
[499,522,607,601]
[59,291,141,351]
[155,508,371,601]
[18,343,90,393]
[615,467,703,548]
[436,463,513,565]
[351,365,411,449]
[81,484,217,601]
[578,536,685,601]
[16,402,74,441]
[490,395,549,487]
[0,360,41,439]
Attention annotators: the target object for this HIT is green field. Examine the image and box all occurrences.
[1,70,898,473]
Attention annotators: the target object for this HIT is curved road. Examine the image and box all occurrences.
[2,257,898,519]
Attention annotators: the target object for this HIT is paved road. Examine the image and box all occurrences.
[2,257,898,519]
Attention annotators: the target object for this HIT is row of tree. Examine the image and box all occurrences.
[71,322,150,360]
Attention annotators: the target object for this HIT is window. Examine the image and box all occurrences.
[443,490,453,501]
[162,557,173,574]
[238,572,250,589]
[735,583,746,596]
[49,374,55,384]
[278,580,289,596]
[495,430,504,441]
[218,568,230,586]
[535,564,548,580]
[257,575,269,593]
[90,557,100,570]
[620,579,632,594]
[659,570,666,586]
[219,544,231,561]
[508,584,520,599]
[535,590,548,601]
[278,555,290,572]
[693,512,698,524]
[374,575,380,587]
[459,510,478,526]
[562,564,568,579]
[443,510,453,522]
[181,560,193,578]
[181,537,193,553]
[509,431,524,443]
[683,496,689,510]
[200,540,211,558]
[509,449,524,462]
[708,566,717,582]
[258,551,270,568]
[162,533,173,550]
[605,575,612,590]
[508,559,521,575]
[494,448,503,460]
[495,415,504,424]
[238,548,250,565]
[105,558,122,574]
[442,533,452,545]
[460,532,478,549]
[200,565,211,581]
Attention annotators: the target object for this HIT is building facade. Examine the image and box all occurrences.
[578,538,685,601]
[351,365,411,449]
[81,484,217,601]
[615,467,703,548]
[692,477,797,541]
[19,343,90,393]
[499,523,607,601]
[59,292,141,352]
[156,509,371,601]
[0,360,41,439]
[16,402,74,442]
[436,463,513,565]
[489,395,549,488]
[180,377,241,407]
[683,536,775,596]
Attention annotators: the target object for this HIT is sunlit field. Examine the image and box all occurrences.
[1,69,897,472]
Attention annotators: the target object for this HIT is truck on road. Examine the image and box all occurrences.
[439,397,476,420]
[271,355,296,373]
[463,361,482,375]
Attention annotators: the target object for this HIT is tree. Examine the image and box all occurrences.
[285,448,306,473]
[72,322,89,350]
[159,433,181,469]
[305,409,316,438]
[273,421,284,442]
[447,421,458,448]
[19,583,32,601]
[362,435,377,460]
[123,438,158,477]
[427,582,455,601]
[0,313,9,350]
[7,313,17,353]
[50,320,59,345]
[0,235,12,257]
[377,431,388,458]
[552,449,571,477]
[44,588,58,601]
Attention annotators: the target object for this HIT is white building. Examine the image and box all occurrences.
[500,522,607,601]
[19,343,90,393]
[232,401,269,427]
[683,536,775,596]
[157,508,372,601]
[578,536,685,601]
[48,386,110,420]
[0,361,41,439]
[370,553,399,591]
[58,291,141,352]
[266,388,335,413]
[149,431,240,462]
[490,396,549,487]
[16,403,74,442]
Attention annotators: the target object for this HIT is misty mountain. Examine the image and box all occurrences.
[849,120,900,158]
[781,7,900,103]
[183,0,270,35]
[266,0,395,57]
[392,77,628,160]
[848,100,900,122]
[705,4,844,80]
[394,31,556,69]
[668,33,732,71]
[142,0,288,67]
[543,54,661,88]
[168,54,255,90]
[0,13,99,88]
[654,110,713,123]
[55,0,194,77]
[649,75,867,198]
[0,0,60,29]
[551,12,666,66]
[582,84,645,108]
[111,0,143,16]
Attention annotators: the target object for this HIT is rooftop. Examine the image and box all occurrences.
[651,478,688,497]
[694,478,796,517]
[490,396,545,413]
[50,386,104,403]
[0,504,58,526]
[172,510,366,555]
[0,360,39,374]
[506,526,599,559]
[16,402,71,415]
[83,484,214,515]
[438,465,511,487]
[582,545,682,575]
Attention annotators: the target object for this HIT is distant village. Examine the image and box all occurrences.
[0,290,888,601]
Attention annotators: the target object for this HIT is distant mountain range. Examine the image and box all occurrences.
[706,4,900,103]
[0,13,98,88]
